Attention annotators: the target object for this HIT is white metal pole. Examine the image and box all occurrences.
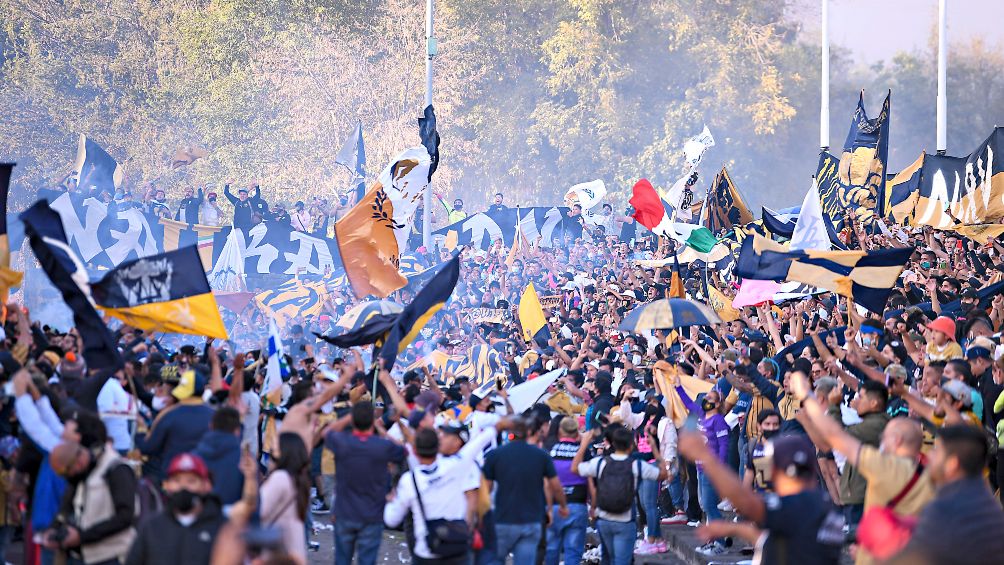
[820,0,830,151]
[936,0,948,154]
[422,0,435,249]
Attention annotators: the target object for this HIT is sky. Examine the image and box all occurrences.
[793,0,1004,64]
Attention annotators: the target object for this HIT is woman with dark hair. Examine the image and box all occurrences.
[260,432,310,563]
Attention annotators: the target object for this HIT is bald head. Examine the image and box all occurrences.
[881,417,923,458]
[49,441,88,478]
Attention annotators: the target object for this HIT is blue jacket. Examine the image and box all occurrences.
[138,401,214,480]
[192,430,243,505]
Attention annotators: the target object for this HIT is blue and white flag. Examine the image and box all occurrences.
[790,179,831,251]
[264,317,289,396]
[565,179,606,210]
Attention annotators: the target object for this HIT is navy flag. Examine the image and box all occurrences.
[72,135,123,196]
[335,121,367,202]
[91,245,228,339]
[833,91,891,222]
[418,104,441,182]
[704,166,753,235]
[20,201,123,372]
[379,254,461,370]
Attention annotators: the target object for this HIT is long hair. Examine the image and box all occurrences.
[273,432,311,520]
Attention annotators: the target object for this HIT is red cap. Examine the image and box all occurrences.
[926,316,957,341]
[167,453,210,480]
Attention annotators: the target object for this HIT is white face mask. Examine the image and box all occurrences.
[152,396,168,411]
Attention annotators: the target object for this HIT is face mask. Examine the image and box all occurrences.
[762,429,779,440]
[152,396,168,411]
[701,399,716,412]
[167,489,199,515]
[920,261,931,269]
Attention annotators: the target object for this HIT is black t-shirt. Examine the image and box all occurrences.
[758,489,844,565]
[484,440,557,524]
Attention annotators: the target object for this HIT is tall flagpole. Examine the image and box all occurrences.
[422,0,436,249]
[936,0,948,154]
[820,0,830,151]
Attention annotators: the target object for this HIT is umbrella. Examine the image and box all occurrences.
[336,300,403,332]
[619,298,722,332]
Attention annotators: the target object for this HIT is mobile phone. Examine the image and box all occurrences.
[496,378,503,391]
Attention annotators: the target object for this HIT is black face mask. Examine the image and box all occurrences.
[762,429,780,440]
[167,489,200,515]
[701,400,716,412]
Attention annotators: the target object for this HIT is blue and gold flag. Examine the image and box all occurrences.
[736,234,911,314]
[519,282,549,347]
[20,201,123,371]
[379,254,461,370]
[704,166,753,235]
[827,91,891,223]
[91,245,228,339]
[255,278,329,325]
[0,164,23,313]
[454,344,506,387]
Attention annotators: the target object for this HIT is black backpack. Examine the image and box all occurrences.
[595,457,639,514]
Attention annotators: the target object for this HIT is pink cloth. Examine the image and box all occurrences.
[732,279,781,308]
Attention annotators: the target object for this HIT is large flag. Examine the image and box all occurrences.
[732,279,782,308]
[254,278,328,324]
[20,201,123,371]
[72,135,123,195]
[761,206,847,250]
[662,172,698,222]
[207,226,246,293]
[518,283,549,347]
[736,234,912,313]
[90,245,228,339]
[565,179,607,211]
[454,344,506,387]
[668,252,685,298]
[667,223,718,254]
[887,128,1004,227]
[334,146,433,298]
[704,166,753,234]
[335,121,367,201]
[379,255,461,370]
[831,90,892,222]
[0,165,23,312]
[263,317,290,401]
[706,284,741,323]
[790,180,831,251]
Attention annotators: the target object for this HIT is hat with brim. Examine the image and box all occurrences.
[926,316,957,340]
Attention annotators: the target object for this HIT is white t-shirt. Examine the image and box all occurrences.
[577,453,660,522]
[465,411,501,464]
[97,378,134,452]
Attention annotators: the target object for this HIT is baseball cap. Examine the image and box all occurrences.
[439,421,470,444]
[167,453,210,481]
[942,380,973,407]
[966,336,995,360]
[407,408,429,429]
[768,434,817,478]
[468,393,484,409]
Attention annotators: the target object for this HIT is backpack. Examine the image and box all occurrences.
[595,457,640,514]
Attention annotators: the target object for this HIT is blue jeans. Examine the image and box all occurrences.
[495,522,541,564]
[475,510,499,565]
[334,519,383,565]
[697,469,721,527]
[638,478,661,538]
[545,503,587,565]
[596,519,636,565]
[738,433,749,482]
[666,468,686,512]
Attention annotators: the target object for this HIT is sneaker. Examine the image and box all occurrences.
[308,541,320,552]
[661,511,688,525]
[652,541,669,553]
[310,499,330,514]
[635,541,660,555]
[717,499,735,512]
[696,541,726,556]
[686,520,701,527]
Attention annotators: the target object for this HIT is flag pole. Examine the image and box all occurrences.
[936,0,948,154]
[421,0,436,250]
[820,0,830,152]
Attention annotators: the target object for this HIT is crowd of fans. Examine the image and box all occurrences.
[5,180,1004,565]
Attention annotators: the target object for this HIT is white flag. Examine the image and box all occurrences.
[790,179,831,251]
[683,125,715,173]
[264,317,289,396]
[565,179,607,210]
[208,227,246,292]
